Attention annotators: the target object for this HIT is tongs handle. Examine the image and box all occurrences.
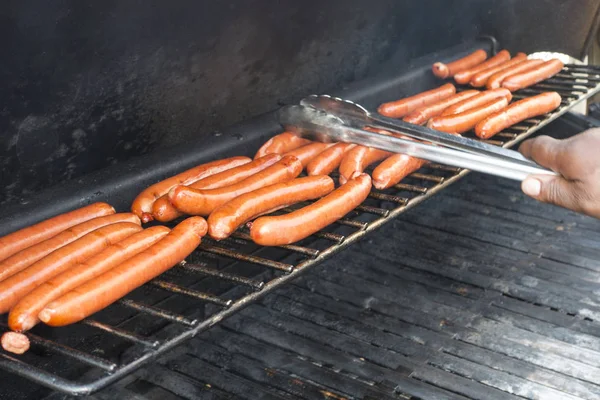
[334,125,556,181]
[279,105,557,181]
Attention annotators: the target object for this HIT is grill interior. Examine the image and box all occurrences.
[46,114,600,400]
[2,40,600,397]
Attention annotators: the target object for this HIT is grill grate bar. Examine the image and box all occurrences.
[482,139,504,146]
[151,280,233,308]
[198,243,294,272]
[118,299,197,327]
[545,77,598,88]
[428,164,461,173]
[368,192,409,204]
[564,64,600,74]
[355,204,390,216]
[182,259,266,289]
[82,320,159,348]
[394,183,428,193]
[232,232,319,258]
[555,72,600,81]
[494,132,518,139]
[530,83,587,94]
[0,325,117,372]
[4,62,600,397]
[334,218,369,229]
[313,231,345,243]
[411,173,445,183]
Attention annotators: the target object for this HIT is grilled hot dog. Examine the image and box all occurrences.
[469,53,527,87]
[0,202,115,263]
[131,157,251,223]
[432,49,487,79]
[475,92,562,139]
[428,97,509,135]
[152,154,281,222]
[486,59,545,90]
[250,174,372,246]
[8,226,170,332]
[284,142,333,167]
[306,143,356,176]
[39,217,207,327]
[339,146,392,185]
[377,83,456,118]
[254,132,311,159]
[0,213,141,283]
[441,88,512,116]
[501,59,564,92]
[208,176,335,240]
[402,90,479,125]
[372,154,426,190]
[169,156,303,216]
[454,50,511,85]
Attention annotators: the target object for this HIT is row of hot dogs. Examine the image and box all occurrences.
[0,204,206,354]
[131,137,380,243]
[377,49,564,137]
[431,48,564,90]
[0,55,567,355]
[379,85,562,138]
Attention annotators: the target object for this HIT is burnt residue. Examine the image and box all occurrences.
[0,0,598,204]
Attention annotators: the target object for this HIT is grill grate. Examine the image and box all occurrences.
[2,64,600,396]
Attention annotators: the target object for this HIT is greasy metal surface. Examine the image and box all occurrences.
[2,65,600,397]
[1,1,599,204]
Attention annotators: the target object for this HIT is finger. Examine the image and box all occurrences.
[518,136,564,172]
[521,174,585,212]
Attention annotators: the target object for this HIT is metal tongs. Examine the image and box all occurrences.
[278,95,558,181]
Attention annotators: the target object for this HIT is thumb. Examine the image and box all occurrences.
[521,174,583,212]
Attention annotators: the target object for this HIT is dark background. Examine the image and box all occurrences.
[1,0,599,204]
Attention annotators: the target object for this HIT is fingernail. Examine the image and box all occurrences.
[522,178,541,197]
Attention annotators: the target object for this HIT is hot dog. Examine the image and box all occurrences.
[377,83,456,118]
[486,59,545,90]
[208,176,335,240]
[131,157,251,223]
[475,92,562,139]
[306,143,356,176]
[0,213,141,283]
[169,156,303,216]
[283,142,333,167]
[254,132,311,159]
[501,59,564,92]
[0,222,142,314]
[469,53,528,87]
[250,173,372,246]
[402,90,480,125]
[339,146,393,185]
[8,226,170,332]
[151,154,282,222]
[372,154,426,190]
[428,97,509,135]
[0,202,115,263]
[454,50,511,85]
[432,49,487,79]
[441,88,512,116]
[39,217,207,327]
[1,332,29,354]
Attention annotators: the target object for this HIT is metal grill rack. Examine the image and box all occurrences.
[2,64,600,396]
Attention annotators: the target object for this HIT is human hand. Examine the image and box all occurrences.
[518,129,600,219]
